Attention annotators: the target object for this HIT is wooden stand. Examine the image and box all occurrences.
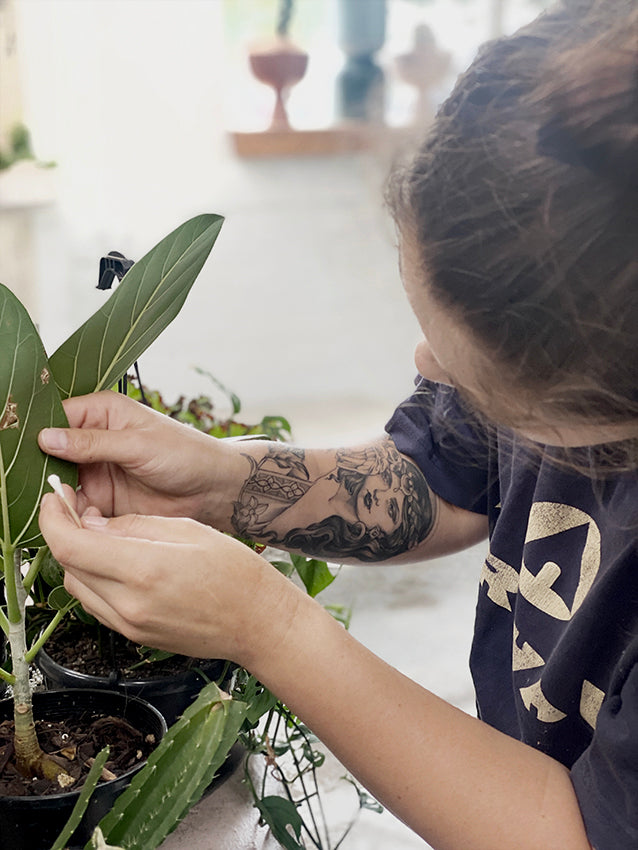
[229,124,413,158]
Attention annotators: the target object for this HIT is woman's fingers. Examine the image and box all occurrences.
[38,390,215,517]
[81,505,103,519]
[62,572,122,633]
[40,490,80,532]
[40,487,297,663]
[79,512,207,544]
[39,390,165,466]
[41,497,200,641]
[39,424,145,466]
[41,498,201,575]
[61,390,149,430]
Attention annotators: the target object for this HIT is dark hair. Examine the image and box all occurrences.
[387,0,638,461]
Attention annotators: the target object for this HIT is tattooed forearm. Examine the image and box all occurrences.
[231,439,436,562]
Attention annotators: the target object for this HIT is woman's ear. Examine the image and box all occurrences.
[414,340,453,386]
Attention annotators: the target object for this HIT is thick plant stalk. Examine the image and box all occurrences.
[6,547,74,785]
[6,547,38,764]
[94,682,247,849]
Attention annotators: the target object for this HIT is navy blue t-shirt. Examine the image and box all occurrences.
[386,379,638,850]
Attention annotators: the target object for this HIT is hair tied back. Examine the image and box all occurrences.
[535,6,638,192]
[536,114,638,191]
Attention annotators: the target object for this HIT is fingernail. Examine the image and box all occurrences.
[40,428,68,451]
[82,515,109,529]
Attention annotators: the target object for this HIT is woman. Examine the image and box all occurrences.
[38,1,637,847]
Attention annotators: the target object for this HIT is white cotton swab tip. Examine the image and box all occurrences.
[47,473,66,499]
[47,474,83,528]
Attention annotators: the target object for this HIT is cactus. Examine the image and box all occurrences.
[91,682,247,850]
[88,828,124,849]
[49,748,111,850]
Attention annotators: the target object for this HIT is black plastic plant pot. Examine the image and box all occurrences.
[0,688,167,850]
[37,647,228,727]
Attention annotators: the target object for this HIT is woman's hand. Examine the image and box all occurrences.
[38,486,304,666]
[38,390,237,528]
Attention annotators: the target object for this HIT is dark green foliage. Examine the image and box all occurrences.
[49,215,224,400]
[0,285,77,548]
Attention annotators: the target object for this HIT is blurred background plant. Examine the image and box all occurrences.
[0,121,54,171]
[128,368,292,442]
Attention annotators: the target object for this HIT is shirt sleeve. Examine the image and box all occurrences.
[570,638,638,850]
[385,378,493,515]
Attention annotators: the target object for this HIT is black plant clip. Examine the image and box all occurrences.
[96,250,148,404]
[97,250,135,291]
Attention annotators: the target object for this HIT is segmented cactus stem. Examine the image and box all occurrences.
[94,682,247,850]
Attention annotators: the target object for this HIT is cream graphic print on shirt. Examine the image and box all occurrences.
[480,501,605,729]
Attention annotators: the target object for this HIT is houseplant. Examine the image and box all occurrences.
[0,212,224,846]
[0,122,55,173]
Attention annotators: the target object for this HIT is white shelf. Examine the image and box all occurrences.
[0,161,56,211]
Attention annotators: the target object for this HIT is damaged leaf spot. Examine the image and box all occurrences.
[40,367,50,385]
[0,397,19,430]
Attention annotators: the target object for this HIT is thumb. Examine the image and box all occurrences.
[38,425,140,465]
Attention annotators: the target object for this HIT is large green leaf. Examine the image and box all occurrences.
[49,214,224,399]
[0,285,76,548]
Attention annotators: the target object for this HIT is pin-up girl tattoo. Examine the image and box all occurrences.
[232,439,435,562]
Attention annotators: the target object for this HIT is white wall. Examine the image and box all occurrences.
[12,0,423,442]
[10,0,547,441]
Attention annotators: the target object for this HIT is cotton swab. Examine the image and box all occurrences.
[47,474,83,528]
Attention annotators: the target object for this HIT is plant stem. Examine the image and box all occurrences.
[25,598,77,663]
[7,547,42,767]
[22,545,48,595]
[3,542,20,624]
[5,547,74,783]
[0,665,14,685]
[0,541,16,683]
[281,717,324,849]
